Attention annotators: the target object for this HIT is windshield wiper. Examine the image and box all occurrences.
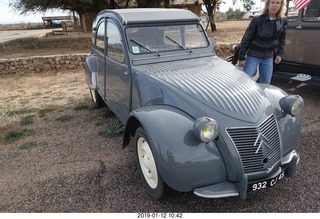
[165,35,193,53]
[130,38,161,56]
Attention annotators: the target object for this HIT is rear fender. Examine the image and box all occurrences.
[124,105,227,192]
[84,55,99,90]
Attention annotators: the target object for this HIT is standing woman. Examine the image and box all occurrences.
[238,0,288,84]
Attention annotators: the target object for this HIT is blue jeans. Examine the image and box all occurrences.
[243,56,273,84]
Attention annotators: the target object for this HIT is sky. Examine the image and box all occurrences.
[219,0,264,12]
[0,0,69,24]
[0,0,263,24]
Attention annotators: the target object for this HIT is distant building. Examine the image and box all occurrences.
[170,0,203,14]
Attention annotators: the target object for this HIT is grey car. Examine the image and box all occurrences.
[85,8,304,200]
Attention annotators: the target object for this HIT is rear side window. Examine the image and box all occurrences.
[96,21,105,52]
[301,0,320,22]
[107,22,124,63]
[287,0,299,22]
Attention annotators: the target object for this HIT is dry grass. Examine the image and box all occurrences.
[0,69,132,212]
[0,23,44,31]
[0,34,91,59]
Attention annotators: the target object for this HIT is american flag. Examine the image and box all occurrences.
[293,0,312,10]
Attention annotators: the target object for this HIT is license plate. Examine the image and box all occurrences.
[247,169,286,192]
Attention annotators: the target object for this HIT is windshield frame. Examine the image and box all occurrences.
[125,23,209,55]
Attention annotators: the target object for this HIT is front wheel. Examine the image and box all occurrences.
[89,88,103,108]
[135,127,166,199]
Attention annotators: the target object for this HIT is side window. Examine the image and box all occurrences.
[96,21,105,52]
[302,0,320,22]
[107,22,124,63]
[287,0,299,22]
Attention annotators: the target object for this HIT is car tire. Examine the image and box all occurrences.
[135,127,166,199]
[89,88,103,108]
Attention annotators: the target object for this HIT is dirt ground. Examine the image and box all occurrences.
[0,70,126,212]
[2,19,320,213]
[210,20,250,44]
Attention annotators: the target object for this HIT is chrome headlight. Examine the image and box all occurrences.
[193,117,218,143]
[279,95,304,116]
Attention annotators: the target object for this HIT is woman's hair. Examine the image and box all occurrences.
[262,0,287,17]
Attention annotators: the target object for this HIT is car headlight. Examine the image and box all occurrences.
[279,95,304,116]
[193,117,218,143]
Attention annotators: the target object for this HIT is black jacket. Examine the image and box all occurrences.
[238,13,288,61]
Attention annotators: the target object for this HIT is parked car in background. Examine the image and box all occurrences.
[273,0,320,85]
[85,8,303,200]
[243,12,254,19]
[248,9,262,19]
[249,12,261,19]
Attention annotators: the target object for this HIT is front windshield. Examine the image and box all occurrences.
[126,24,209,54]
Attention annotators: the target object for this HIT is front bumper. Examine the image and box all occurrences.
[193,150,300,199]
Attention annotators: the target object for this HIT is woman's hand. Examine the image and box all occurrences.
[275,55,282,64]
[238,60,246,68]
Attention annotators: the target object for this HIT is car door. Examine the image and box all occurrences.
[284,0,320,65]
[94,19,106,98]
[105,19,131,123]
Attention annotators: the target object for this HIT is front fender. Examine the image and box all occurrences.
[259,84,287,115]
[260,84,302,155]
[126,105,227,192]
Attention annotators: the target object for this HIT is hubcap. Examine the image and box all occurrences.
[137,137,158,189]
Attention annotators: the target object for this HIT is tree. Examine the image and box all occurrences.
[225,8,245,19]
[137,0,170,7]
[11,0,116,14]
[12,0,216,31]
[201,0,220,32]
[10,0,169,31]
[242,0,255,12]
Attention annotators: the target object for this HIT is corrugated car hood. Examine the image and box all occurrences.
[134,56,271,123]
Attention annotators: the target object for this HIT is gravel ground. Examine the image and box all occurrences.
[0,68,319,213]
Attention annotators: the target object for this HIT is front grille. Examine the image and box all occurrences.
[226,115,281,174]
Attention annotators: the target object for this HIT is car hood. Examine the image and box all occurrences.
[133,56,273,124]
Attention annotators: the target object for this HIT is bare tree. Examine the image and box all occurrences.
[11,0,208,31]
[10,0,169,31]
[10,0,133,14]
[201,0,220,32]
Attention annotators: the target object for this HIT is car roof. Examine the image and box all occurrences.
[94,8,200,26]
